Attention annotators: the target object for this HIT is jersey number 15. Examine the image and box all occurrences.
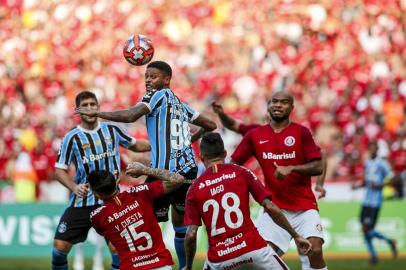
[120,219,153,252]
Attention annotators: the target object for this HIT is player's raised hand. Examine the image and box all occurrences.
[73,183,89,198]
[74,107,98,117]
[315,184,326,199]
[273,162,293,179]
[293,235,312,255]
[211,101,224,115]
[126,162,147,178]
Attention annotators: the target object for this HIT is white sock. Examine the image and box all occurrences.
[310,267,328,270]
[93,234,105,270]
[73,243,84,270]
[300,255,311,270]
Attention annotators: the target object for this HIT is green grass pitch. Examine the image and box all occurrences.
[0,257,404,270]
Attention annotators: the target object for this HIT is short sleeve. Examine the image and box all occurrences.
[184,189,202,226]
[238,123,260,136]
[145,181,165,201]
[301,126,322,162]
[140,90,165,113]
[55,133,76,170]
[111,125,136,148]
[241,167,271,204]
[231,131,255,165]
[183,102,200,122]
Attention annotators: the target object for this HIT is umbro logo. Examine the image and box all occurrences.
[259,140,269,144]
[82,143,90,149]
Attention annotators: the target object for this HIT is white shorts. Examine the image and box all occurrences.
[151,266,172,270]
[256,209,324,253]
[203,245,290,270]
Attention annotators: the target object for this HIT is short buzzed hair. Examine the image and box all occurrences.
[200,132,225,160]
[75,91,98,107]
[147,61,172,78]
[269,91,294,105]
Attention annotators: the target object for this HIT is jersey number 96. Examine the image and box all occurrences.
[170,119,191,150]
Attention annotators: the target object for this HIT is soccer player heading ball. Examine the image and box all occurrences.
[75,61,217,269]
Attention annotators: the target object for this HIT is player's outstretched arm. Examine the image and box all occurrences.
[211,101,241,133]
[128,139,151,152]
[261,198,312,254]
[189,115,217,142]
[192,114,217,132]
[182,225,198,270]
[75,103,150,123]
[126,162,184,194]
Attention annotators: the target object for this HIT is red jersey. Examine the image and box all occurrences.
[238,123,261,135]
[91,181,174,270]
[231,122,321,211]
[184,163,270,263]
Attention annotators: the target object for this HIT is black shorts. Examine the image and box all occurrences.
[54,205,100,244]
[146,167,198,222]
[360,206,380,230]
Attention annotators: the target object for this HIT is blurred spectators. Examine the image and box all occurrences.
[0,0,405,201]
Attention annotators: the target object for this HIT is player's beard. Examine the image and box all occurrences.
[81,115,98,128]
[270,113,288,122]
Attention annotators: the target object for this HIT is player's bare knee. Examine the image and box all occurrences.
[185,231,195,240]
[309,245,323,257]
[307,237,324,256]
[53,239,72,253]
[171,207,185,227]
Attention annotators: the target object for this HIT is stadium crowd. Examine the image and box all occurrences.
[0,0,405,201]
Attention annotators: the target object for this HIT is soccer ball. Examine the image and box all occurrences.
[123,34,154,66]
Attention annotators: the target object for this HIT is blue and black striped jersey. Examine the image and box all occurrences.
[363,158,393,208]
[55,122,135,207]
[141,88,199,174]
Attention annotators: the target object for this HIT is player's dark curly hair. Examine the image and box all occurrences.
[147,61,172,78]
[200,132,226,160]
[75,91,98,107]
[88,170,116,195]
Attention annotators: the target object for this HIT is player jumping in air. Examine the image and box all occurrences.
[75,61,216,269]
[183,132,311,270]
